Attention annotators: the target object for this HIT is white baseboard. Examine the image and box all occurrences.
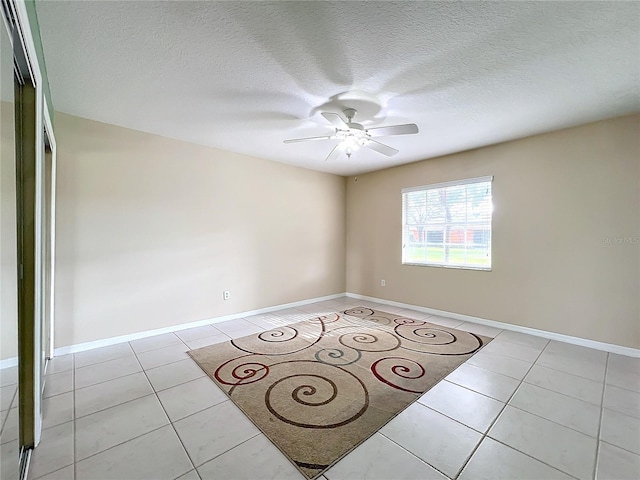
[48,291,639,360]
[53,292,346,356]
[0,356,18,369]
[346,292,640,358]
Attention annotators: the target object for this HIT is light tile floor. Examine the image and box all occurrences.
[1,296,637,479]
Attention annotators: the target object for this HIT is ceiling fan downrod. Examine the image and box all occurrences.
[343,108,357,124]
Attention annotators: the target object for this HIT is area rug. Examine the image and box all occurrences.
[188,307,490,479]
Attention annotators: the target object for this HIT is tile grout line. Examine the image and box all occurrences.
[174,333,191,350]
[181,332,232,348]
[145,368,207,394]
[453,336,550,479]
[0,387,17,434]
[478,343,610,479]
[73,369,141,394]
[74,362,142,389]
[593,353,610,479]
[418,401,499,438]
[74,423,169,469]
[604,374,640,395]
[434,376,510,404]
[477,343,611,444]
[483,405,594,478]
[443,353,609,437]
[467,343,610,394]
[54,396,279,478]
[378,430,455,479]
[68,335,200,474]
[132,345,199,477]
[73,333,195,371]
[161,395,228,424]
[75,355,197,396]
[516,374,603,407]
[65,349,198,478]
[531,359,609,384]
[476,435,582,480]
[142,354,195,372]
[41,369,74,401]
[479,337,549,360]
[73,344,137,370]
[598,439,640,457]
[598,379,640,396]
[190,431,263,471]
[74,390,155,423]
[30,463,73,480]
[28,426,74,479]
[494,396,601,439]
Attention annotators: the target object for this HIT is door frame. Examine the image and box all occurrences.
[5,0,57,449]
[43,104,55,361]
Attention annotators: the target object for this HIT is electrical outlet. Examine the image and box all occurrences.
[381,279,386,287]
[223,290,231,300]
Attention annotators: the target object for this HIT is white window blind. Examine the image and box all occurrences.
[402,176,493,270]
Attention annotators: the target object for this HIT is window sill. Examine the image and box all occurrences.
[402,262,492,272]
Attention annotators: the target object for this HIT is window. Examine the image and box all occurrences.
[402,176,493,270]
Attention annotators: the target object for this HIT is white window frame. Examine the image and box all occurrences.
[402,176,493,271]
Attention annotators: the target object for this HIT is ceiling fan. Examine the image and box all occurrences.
[284,108,419,161]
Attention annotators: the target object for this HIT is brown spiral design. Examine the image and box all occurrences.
[264,360,369,429]
[395,325,456,345]
[290,376,338,406]
[394,317,425,326]
[214,355,269,387]
[231,320,325,355]
[258,326,298,342]
[344,308,374,317]
[394,321,483,355]
[371,357,427,393]
[337,327,400,352]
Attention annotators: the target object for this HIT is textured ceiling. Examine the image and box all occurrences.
[36,1,639,176]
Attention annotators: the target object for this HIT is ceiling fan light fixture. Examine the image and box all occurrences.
[336,129,368,148]
[340,135,364,156]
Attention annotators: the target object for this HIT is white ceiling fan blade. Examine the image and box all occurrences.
[324,144,342,162]
[367,123,419,137]
[321,112,348,129]
[365,139,399,157]
[283,135,335,144]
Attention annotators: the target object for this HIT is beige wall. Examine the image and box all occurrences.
[346,114,640,349]
[54,113,346,347]
[53,112,639,349]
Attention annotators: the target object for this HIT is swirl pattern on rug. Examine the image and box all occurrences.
[188,307,490,479]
